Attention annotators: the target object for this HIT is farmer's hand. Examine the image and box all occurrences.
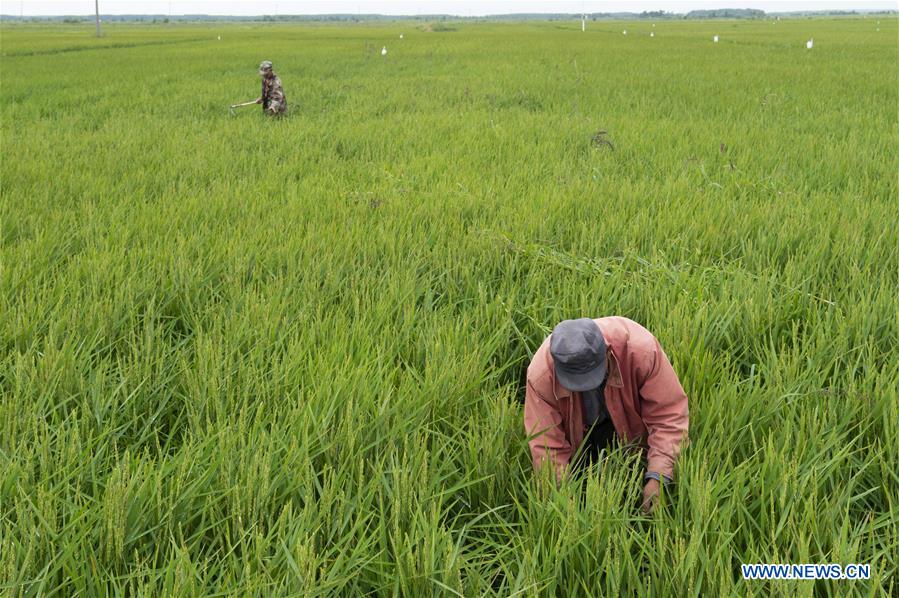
[642,479,661,514]
[256,98,263,104]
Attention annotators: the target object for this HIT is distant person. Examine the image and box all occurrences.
[524,317,689,513]
[256,60,287,116]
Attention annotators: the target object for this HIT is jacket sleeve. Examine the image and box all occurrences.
[524,377,571,482]
[638,339,689,480]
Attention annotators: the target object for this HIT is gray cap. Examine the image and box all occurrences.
[258,60,273,74]
[550,318,607,391]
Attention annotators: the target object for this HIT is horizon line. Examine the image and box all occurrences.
[3,8,897,18]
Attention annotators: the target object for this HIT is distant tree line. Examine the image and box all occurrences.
[1,9,895,23]
[683,9,765,19]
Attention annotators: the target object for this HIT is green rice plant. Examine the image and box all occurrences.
[1,16,897,596]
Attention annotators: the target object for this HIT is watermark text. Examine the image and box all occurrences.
[741,563,870,580]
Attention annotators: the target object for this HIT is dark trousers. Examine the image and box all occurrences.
[573,418,617,471]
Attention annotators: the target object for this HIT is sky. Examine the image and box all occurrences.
[2,1,896,16]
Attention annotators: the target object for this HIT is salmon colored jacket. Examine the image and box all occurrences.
[524,317,689,482]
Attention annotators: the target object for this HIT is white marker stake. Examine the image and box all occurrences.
[622,30,627,35]
[399,33,404,39]
[806,39,813,49]
[217,35,221,40]
[381,46,387,56]
[650,32,654,37]
[582,16,586,32]
[713,35,719,42]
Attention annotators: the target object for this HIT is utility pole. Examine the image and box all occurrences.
[94,0,101,37]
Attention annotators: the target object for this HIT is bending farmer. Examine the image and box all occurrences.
[524,317,689,513]
[256,60,287,116]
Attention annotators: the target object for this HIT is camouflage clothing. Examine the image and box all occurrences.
[261,75,287,116]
